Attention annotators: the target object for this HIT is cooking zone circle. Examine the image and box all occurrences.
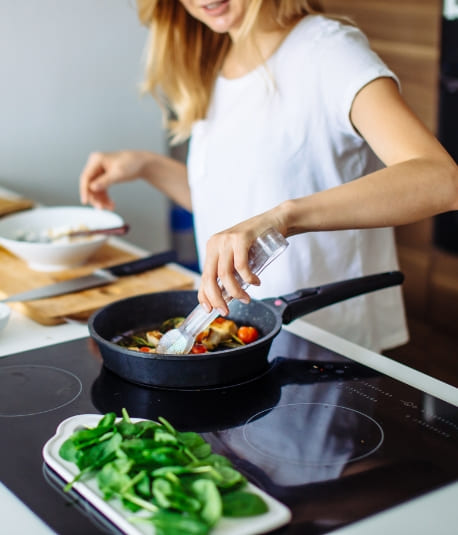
[0,365,82,417]
[243,402,384,466]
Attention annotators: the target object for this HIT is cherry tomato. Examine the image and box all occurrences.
[195,329,209,343]
[191,343,208,354]
[139,347,151,353]
[237,326,259,344]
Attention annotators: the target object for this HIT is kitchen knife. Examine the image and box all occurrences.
[1,250,177,303]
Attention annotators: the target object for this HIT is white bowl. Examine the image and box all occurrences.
[0,303,11,333]
[0,206,124,271]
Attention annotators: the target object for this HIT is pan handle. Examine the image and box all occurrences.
[264,271,404,325]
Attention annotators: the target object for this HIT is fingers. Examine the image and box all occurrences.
[79,152,115,210]
[198,231,260,315]
[79,152,101,203]
[198,237,231,316]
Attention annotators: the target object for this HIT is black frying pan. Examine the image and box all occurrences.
[88,271,403,389]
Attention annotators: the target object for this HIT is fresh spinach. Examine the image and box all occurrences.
[222,490,269,517]
[59,409,268,534]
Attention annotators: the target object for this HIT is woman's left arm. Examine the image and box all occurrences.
[349,76,458,218]
[198,78,458,314]
[284,77,458,235]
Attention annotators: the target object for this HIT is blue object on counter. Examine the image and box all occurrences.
[170,204,200,272]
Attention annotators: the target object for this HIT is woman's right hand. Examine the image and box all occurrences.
[79,150,154,210]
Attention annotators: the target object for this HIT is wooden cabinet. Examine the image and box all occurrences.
[323,0,442,131]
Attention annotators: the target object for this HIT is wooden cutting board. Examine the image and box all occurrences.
[0,243,195,325]
[0,195,35,216]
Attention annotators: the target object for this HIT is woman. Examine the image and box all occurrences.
[80,0,458,352]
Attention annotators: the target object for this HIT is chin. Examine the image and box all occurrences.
[206,17,238,34]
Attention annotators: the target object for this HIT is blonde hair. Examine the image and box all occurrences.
[136,1,326,144]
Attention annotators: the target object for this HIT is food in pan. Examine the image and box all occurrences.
[59,409,268,534]
[115,316,260,354]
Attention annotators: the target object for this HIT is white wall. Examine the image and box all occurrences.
[0,0,171,252]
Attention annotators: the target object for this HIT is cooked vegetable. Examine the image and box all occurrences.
[146,330,163,346]
[237,326,260,344]
[59,409,268,534]
[196,318,238,351]
[116,317,260,354]
[191,344,208,354]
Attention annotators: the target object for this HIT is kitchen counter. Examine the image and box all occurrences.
[2,278,457,535]
[0,249,197,358]
[0,188,457,535]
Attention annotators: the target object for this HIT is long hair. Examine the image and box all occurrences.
[136,1,326,144]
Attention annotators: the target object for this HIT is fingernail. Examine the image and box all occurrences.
[202,302,211,313]
[240,298,250,304]
[217,308,227,317]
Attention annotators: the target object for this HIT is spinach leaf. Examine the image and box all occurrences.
[222,490,269,517]
[97,412,117,429]
[58,437,81,464]
[147,510,210,535]
[76,432,122,470]
[59,414,116,457]
[208,464,246,490]
[135,472,152,499]
[191,479,222,527]
[97,459,133,499]
[153,477,201,513]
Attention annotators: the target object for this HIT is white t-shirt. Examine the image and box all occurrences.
[187,15,408,352]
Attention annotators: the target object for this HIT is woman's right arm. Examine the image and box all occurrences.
[79,150,191,211]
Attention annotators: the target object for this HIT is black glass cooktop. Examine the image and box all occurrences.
[0,330,457,535]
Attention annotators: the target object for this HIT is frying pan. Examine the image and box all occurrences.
[88,271,404,389]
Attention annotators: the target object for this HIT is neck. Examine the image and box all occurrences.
[222,5,303,79]
[222,23,290,79]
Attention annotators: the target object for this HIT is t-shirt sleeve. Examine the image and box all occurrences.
[318,23,401,136]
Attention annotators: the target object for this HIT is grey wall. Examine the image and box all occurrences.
[0,0,171,252]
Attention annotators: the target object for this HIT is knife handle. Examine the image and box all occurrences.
[107,250,177,277]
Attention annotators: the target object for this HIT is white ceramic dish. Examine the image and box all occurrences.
[43,414,292,535]
[0,303,11,333]
[0,206,124,271]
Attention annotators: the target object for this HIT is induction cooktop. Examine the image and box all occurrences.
[0,330,457,535]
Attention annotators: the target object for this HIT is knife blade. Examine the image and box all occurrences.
[1,250,177,303]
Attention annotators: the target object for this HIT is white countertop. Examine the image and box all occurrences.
[0,187,457,534]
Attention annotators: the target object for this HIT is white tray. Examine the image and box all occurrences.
[43,414,292,535]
